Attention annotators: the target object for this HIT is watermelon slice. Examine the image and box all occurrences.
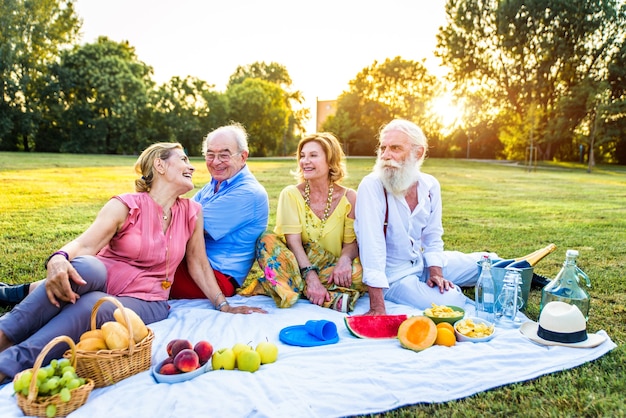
[344,314,409,339]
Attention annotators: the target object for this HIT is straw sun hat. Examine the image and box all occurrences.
[520,301,606,348]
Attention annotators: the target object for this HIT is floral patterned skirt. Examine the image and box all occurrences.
[238,232,367,312]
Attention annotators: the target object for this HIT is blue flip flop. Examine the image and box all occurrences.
[279,320,339,347]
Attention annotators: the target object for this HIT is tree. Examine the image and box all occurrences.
[228,61,308,155]
[39,37,154,154]
[0,0,80,151]
[150,76,228,155]
[323,57,443,155]
[436,0,626,162]
[226,78,289,156]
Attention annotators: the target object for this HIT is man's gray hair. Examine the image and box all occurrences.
[379,119,428,166]
[203,122,249,154]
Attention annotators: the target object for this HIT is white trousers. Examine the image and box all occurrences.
[384,251,497,310]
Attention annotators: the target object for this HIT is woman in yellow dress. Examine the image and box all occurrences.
[242,133,366,312]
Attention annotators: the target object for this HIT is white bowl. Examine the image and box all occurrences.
[152,358,210,384]
[454,316,496,343]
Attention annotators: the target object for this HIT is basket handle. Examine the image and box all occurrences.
[27,335,76,402]
[89,296,136,355]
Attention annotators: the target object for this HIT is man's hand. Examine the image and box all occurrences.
[364,286,387,316]
[426,266,454,294]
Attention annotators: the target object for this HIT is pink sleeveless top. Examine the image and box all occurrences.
[98,193,200,301]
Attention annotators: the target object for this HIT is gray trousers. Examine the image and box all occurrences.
[0,256,169,380]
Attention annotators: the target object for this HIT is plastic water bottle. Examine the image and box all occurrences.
[475,255,496,322]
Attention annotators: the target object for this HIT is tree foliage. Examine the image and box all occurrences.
[0,0,80,151]
[228,61,307,155]
[323,57,442,155]
[39,37,154,154]
[226,78,289,157]
[150,76,227,155]
[436,0,626,162]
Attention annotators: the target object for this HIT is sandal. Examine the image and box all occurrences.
[332,293,349,313]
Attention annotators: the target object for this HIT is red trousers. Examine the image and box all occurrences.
[170,257,238,299]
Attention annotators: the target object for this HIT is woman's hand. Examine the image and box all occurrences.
[45,256,87,307]
[303,271,330,306]
[221,305,267,314]
[328,255,353,288]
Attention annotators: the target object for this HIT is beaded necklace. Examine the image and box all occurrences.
[304,180,334,242]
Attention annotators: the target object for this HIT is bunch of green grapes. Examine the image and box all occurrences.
[13,358,88,417]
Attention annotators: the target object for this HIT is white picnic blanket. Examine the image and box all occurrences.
[0,295,616,417]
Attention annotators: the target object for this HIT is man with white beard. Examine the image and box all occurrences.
[354,119,494,315]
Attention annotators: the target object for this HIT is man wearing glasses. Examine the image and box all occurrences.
[0,123,269,307]
[170,122,270,299]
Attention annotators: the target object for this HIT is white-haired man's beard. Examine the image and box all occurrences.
[374,153,421,197]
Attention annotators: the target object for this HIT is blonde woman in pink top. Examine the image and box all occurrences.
[0,142,264,383]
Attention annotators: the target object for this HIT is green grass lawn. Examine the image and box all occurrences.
[1,152,625,416]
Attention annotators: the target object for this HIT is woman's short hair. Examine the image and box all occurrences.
[294,132,347,183]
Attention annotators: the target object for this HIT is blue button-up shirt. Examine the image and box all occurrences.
[192,165,269,284]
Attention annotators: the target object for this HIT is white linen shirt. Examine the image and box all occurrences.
[354,171,445,289]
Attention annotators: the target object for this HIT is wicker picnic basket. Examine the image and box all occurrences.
[14,335,95,417]
[65,296,154,388]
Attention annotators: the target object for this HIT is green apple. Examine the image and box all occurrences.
[232,342,252,367]
[237,349,261,372]
[255,342,278,364]
[211,347,236,370]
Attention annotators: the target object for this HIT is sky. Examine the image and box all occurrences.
[74,0,449,132]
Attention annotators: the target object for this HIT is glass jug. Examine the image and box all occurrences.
[540,249,591,320]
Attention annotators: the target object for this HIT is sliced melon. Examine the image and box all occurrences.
[397,316,437,351]
[344,314,409,339]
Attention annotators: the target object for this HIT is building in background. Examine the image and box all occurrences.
[316,98,337,132]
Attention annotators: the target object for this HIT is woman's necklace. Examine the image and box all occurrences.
[161,232,173,290]
[304,180,334,242]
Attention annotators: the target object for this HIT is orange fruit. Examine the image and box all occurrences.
[435,328,456,347]
[436,322,455,334]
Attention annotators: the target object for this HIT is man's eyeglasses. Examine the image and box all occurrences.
[205,152,241,162]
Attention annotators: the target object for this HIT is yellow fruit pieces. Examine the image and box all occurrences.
[424,303,464,318]
[455,318,494,338]
[113,307,149,343]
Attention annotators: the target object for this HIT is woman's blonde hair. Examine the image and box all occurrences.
[134,142,184,192]
[293,132,347,183]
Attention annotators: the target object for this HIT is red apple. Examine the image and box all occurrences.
[159,363,179,375]
[193,340,213,365]
[170,339,193,358]
[173,348,200,373]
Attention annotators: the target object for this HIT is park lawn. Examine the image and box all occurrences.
[0,152,625,416]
